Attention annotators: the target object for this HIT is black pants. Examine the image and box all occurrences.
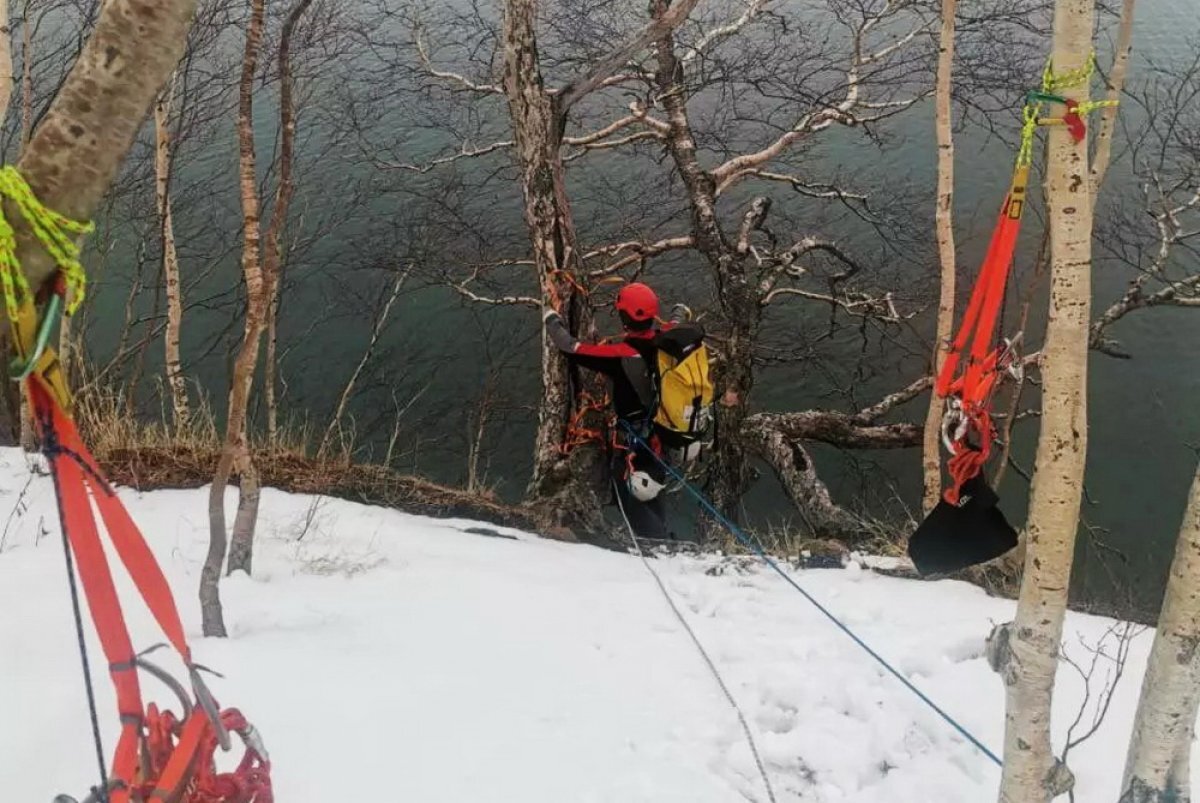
[611,449,669,540]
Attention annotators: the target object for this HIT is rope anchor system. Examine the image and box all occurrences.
[909,54,1117,577]
[0,166,272,802]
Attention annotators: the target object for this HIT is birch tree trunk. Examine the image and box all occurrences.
[261,0,312,451]
[922,0,958,514]
[0,0,194,439]
[261,0,312,449]
[203,0,267,635]
[991,1,1095,799]
[8,0,195,448]
[156,75,189,428]
[501,0,601,529]
[1089,0,1134,196]
[1120,462,1200,803]
[264,278,279,445]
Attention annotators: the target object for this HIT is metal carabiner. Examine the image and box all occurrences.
[940,398,969,454]
[134,647,195,721]
[998,331,1025,383]
[189,664,232,751]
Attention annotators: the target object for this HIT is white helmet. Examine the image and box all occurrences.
[627,470,666,502]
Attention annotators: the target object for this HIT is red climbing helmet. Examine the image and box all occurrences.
[615,282,659,323]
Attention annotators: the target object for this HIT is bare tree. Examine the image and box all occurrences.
[263,0,315,447]
[922,0,959,514]
[319,264,408,459]
[1122,461,1200,802]
[991,0,1097,798]
[155,71,190,427]
[203,0,271,636]
[203,0,317,637]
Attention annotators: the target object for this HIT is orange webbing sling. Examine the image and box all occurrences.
[932,162,1030,504]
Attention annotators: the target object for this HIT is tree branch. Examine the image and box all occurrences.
[583,235,695,277]
[746,410,921,450]
[382,139,514,173]
[556,0,702,114]
[414,25,503,94]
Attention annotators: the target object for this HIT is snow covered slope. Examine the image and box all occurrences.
[0,447,1172,801]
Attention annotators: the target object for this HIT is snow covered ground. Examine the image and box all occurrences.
[0,446,1173,801]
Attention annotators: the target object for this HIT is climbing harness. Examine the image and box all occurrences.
[909,56,1118,575]
[0,167,271,803]
[619,420,1004,769]
[611,477,778,803]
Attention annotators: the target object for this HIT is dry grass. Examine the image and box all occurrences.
[715,510,912,565]
[69,376,538,534]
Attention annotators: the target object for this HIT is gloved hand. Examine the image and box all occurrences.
[543,307,562,324]
[670,303,693,323]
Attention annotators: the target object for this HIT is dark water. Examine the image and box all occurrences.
[81,0,1200,619]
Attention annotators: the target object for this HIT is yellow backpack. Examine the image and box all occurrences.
[652,326,714,442]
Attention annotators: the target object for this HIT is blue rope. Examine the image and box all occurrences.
[620,421,1003,768]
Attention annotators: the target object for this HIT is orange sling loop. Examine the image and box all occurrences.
[30,375,248,802]
[932,161,1030,505]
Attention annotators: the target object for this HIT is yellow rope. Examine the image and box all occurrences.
[1017,103,1041,168]
[1017,52,1115,167]
[1042,52,1097,93]
[0,166,93,323]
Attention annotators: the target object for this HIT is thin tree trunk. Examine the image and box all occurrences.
[922,0,958,514]
[156,75,189,428]
[264,279,279,445]
[501,0,600,528]
[319,266,406,459]
[1090,0,1134,196]
[262,0,313,451]
[466,377,494,494]
[991,1,1096,799]
[202,449,232,637]
[1120,461,1200,802]
[206,0,268,614]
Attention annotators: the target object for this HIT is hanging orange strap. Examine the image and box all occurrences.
[30,374,270,801]
[935,164,1028,407]
[933,163,1029,505]
[30,377,204,801]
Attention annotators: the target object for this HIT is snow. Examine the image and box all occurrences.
[0,446,1172,801]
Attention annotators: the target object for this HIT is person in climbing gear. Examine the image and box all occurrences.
[543,282,706,540]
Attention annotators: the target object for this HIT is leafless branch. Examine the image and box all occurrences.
[556,0,702,113]
[382,139,513,173]
[582,235,695,277]
[413,24,502,94]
